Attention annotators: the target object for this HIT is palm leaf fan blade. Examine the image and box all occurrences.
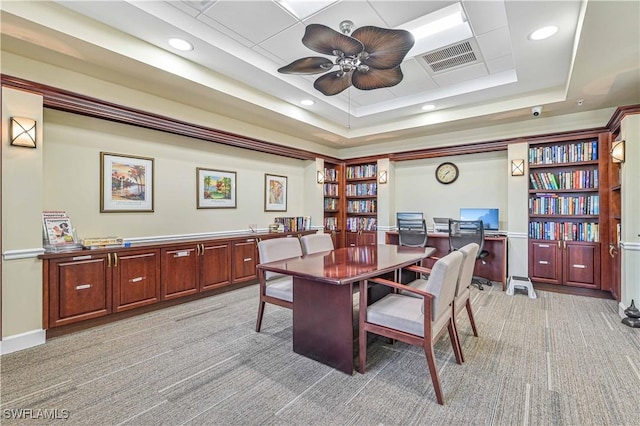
[314,70,354,96]
[278,57,335,74]
[352,67,404,91]
[302,24,364,56]
[351,26,415,69]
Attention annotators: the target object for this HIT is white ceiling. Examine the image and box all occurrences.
[1,1,639,150]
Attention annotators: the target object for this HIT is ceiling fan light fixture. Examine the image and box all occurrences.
[168,38,193,51]
[529,26,558,41]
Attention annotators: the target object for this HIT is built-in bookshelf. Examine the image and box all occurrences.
[527,136,606,288]
[344,161,377,246]
[323,162,343,248]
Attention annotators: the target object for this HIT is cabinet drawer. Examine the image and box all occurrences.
[113,251,160,312]
[161,247,199,299]
[232,240,257,282]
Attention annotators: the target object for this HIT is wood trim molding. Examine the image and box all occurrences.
[606,104,640,134]
[0,74,338,162]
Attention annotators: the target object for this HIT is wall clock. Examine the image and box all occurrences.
[435,162,459,184]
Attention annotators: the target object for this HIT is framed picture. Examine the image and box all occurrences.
[264,173,287,211]
[100,152,154,213]
[196,167,237,209]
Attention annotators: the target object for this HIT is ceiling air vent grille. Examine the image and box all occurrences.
[421,41,477,73]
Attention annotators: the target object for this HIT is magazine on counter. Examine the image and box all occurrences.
[42,211,78,246]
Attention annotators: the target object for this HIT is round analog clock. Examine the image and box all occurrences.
[435,162,459,184]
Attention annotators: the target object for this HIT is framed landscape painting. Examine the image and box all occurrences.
[197,168,237,209]
[100,152,154,213]
[264,173,287,211]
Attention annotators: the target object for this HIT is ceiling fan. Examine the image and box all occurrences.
[278,20,415,96]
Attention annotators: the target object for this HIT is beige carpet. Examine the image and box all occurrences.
[1,283,638,425]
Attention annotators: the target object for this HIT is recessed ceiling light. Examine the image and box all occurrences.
[529,26,558,41]
[300,99,315,106]
[168,38,193,51]
[421,104,436,111]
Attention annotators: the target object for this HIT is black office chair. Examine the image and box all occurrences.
[448,219,491,290]
[397,218,428,247]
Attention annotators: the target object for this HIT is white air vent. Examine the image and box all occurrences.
[420,41,479,73]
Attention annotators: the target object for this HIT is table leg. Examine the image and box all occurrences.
[292,278,354,375]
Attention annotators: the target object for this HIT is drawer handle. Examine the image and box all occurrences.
[538,260,549,265]
[174,251,190,258]
[573,264,586,269]
[243,257,252,262]
[75,284,91,290]
[72,255,92,261]
[246,239,255,242]
[538,244,550,248]
[130,276,145,282]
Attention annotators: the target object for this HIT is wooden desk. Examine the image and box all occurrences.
[257,245,433,374]
[385,232,508,290]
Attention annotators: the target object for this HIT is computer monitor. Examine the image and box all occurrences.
[459,208,499,230]
[396,212,423,222]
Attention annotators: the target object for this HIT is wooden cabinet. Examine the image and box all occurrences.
[201,241,231,291]
[232,238,258,283]
[528,134,607,288]
[529,241,600,288]
[113,249,160,312]
[345,161,377,244]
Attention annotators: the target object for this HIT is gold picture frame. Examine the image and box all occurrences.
[100,152,154,213]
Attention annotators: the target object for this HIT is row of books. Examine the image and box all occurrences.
[528,221,599,242]
[346,217,377,231]
[273,216,311,232]
[529,170,598,190]
[529,195,600,215]
[529,140,598,165]
[346,183,377,196]
[347,200,376,213]
[323,168,339,182]
[324,217,339,231]
[324,198,339,211]
[323,183,339,197]
[345,164,377,179]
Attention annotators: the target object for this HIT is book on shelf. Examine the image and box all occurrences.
[81,237,124,249]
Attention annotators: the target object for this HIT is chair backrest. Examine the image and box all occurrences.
[423,250,463,321]
[300,233,334,255]
[258,237,302,280]
[448,219,485,254]
[398,218,428,247]
[456,243,479,296]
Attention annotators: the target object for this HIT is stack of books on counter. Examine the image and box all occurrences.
[81,237,125,250]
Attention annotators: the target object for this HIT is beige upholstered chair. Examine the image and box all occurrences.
[255,237,302,332]
[300,233,334,255]
[402,243,480,362]
[358,250,464,405]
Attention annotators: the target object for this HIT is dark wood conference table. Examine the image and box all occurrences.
[257,244,434,374]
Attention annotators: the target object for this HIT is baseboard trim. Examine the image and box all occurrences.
[0,329,46,355]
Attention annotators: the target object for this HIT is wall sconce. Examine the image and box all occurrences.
[316,170,325,184]
[611,140,625,163]
[378,170,388,184]
[10,117,37,148]
[511,159,525,176]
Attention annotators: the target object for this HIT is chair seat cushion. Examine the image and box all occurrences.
[368,294,425,337]
[265,276,293,302]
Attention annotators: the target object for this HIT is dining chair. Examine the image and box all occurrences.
[358,250,464,405]
[300,233,334,255]
[402,243,480,361]
[255,237,303,332]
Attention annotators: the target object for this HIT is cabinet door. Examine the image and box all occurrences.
[232,239,257,283]
[564,242,600,288]
[529,241,562,284]
[113,249,160,312]
[201,242,231,291]
[161,246,199,300]
[345,232,359,247]
[359,231,377,246]
[49,255,110,327]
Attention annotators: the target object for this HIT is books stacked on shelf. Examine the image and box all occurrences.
[323,183,339,197]
[324,217,339,231]
[346,183,377,196]
[529,140,598,164]
[529,194,599,215]
[42,210,82,252]
[323,167,339,182]
[274,216,311,232]
[81,237,125,250]
[529,170,598,190]
[346,164,377,179]
[346,199,376,213]
[528,221,599,242]
[346,217,377,231]
[324,198,339,211]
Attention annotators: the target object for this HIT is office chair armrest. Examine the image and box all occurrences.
[405,265,432,275]
[367,277,433,300]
